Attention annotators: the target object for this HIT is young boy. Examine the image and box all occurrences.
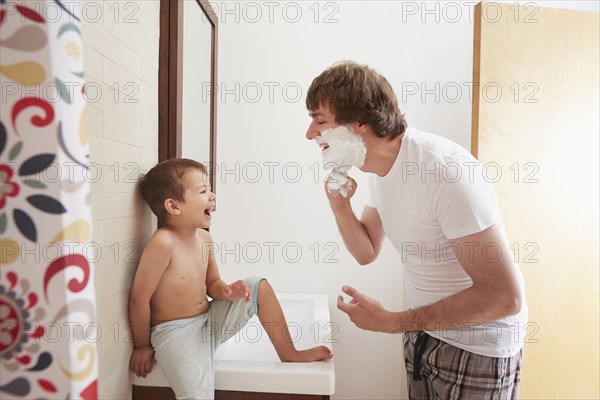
[129,158,332,399]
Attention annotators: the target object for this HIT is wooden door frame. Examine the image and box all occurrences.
[158,0,218,193]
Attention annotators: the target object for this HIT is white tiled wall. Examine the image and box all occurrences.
[81,1,159,398]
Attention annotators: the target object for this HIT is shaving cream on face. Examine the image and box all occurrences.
[314,126,367,197]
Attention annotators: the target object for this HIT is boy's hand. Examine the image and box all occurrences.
[129,346,156,378]
[224,280,252,302]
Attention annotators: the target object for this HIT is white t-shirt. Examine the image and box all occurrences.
[366,127,528,357]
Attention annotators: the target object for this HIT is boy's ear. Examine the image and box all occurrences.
[163,198,181,216]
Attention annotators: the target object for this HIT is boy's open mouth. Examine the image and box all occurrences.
[204,208,212,217]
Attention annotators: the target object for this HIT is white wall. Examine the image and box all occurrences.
[212,1,598,399]
[81,1,159,398]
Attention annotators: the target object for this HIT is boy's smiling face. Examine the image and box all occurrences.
[179,169,215,228]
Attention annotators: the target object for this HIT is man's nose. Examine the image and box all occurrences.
[306,125,320,140]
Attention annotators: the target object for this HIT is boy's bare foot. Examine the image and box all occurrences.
[280,346,333,362]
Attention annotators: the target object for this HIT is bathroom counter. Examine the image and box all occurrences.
[132,293,335,398]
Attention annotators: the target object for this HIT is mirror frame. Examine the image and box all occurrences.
[159,0,218,194]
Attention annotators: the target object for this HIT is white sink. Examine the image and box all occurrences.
[133,293,335,395]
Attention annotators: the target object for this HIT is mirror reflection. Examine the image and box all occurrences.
[181,0,213,167]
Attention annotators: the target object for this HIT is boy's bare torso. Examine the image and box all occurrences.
[149,229,211,326]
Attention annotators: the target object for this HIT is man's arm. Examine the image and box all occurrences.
[337,224,524,332]
[327,178,385,265]
[128,231,172,376]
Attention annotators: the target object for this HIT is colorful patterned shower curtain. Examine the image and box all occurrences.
[1,1,98,399]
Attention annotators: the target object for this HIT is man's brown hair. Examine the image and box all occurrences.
[306,61,407,138]
[139,158,207,223]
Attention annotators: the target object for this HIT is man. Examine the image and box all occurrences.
[306,61,528,398]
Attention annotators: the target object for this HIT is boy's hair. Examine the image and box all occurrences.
[306,61,407,139]
[139,158,207,222]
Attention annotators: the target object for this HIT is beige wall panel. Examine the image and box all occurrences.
[472,3,599,398]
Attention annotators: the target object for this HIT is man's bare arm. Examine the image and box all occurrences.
[338,224,524,332]
[327,178,385,265]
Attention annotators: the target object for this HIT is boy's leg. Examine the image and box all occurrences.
[151,315,215,400]
[254,278,332,362]
[208,276,263,347]
[210,277,332,362]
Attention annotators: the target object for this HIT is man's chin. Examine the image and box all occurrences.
[322,148,365,169]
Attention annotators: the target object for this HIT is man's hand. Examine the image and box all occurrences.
[337,286,399,333]
[129,346,156,378]
[224,280,252,302]
[325,176,357,208]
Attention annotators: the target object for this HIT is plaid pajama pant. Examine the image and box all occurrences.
[403,331,522,399]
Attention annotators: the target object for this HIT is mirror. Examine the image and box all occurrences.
[159,0,218,194]
[181,0,212,168]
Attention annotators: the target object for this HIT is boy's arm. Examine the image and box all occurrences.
[128,231,172,376]
[203,231,251,302]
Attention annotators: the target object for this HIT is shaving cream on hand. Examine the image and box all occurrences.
[315,126,367,197]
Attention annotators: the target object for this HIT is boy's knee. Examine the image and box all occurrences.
[255,277,274,295]
[244,276,267,311]
[243,276,265,292]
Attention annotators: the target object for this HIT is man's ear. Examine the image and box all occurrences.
[164,198,181,216]
[353,121,371,135]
